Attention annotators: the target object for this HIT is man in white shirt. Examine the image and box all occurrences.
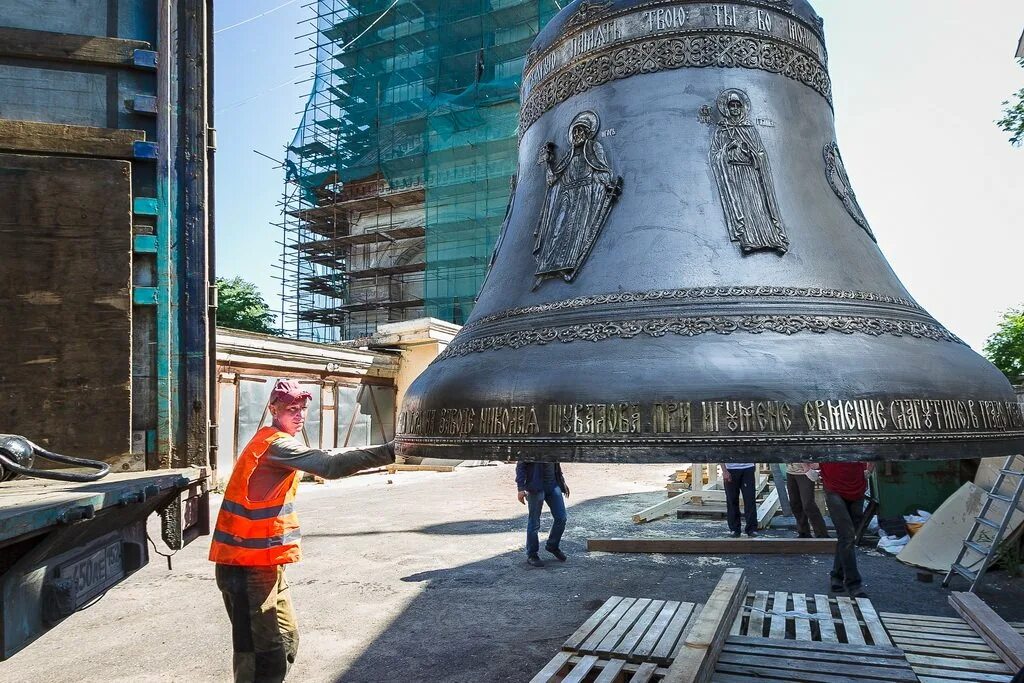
[721,463,758,538]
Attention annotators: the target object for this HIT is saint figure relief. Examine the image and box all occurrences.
[824,141,876,242]
[533,111,622,288]
[710,89,789,255]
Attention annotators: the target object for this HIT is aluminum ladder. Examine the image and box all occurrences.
[943,454,1024,592]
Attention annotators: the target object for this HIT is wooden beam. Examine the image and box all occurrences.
[663,568,748,683]
[587,538,838,554]
[0,120,144,158]
[386,463,455,473]
[757,487,781,529]
[949,591,1024,669]
[632,491,694,523]
[0,26,149,67]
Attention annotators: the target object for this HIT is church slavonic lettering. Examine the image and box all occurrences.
[713,5,737,27]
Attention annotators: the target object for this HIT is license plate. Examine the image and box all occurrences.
[60,542,124,606]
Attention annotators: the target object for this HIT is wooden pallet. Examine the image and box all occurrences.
[714,636,917,682]
[880,611,1024,683]
[730,591,892,646]
[532,591,918,683]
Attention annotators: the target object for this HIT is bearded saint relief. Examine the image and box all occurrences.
[533,111,623,289]
[710,89,789,255]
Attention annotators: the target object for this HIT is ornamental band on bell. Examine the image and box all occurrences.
[533,111,622,288]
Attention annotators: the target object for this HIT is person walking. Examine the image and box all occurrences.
[819,460,875,598]
[722,463,758,538]
[516,461,569,567]
[786,462,829,538]
[210,379,395,683]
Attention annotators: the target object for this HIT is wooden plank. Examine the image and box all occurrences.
[901,643,1003,655]
[663,568,748,683]
[724,635,904,657]
[722,642,911,668]
[595,598,652,655]
[756,488,781,529]
[634,601,683,660]
[716,652,918,681]
[632,492,694,523]
[564,596,624,651]
[562,654,600,683]
[385,463,455,473]
[836,596,865,645]
[887,628,987,645]
[712,675,793,683]
[904,653,1012,674]
[813,594,837,642]
[630,662,659,683]
[582,598,638,652]
[615,599,665,657]
[716,661,901,683]
[0,154,133,464]
[879,612,968,625]
[747,591,769,638]
[651,602,696,663]
[949,591,1024,669]
[855,598,891,647]
[0,26,149,67]
[529,651,572,683]
[768,591,788,639]
[791,593,812,641]
[911,666,1014,683]
[0,120,144,158]
[587,538,837,554]
[594,658,627,683]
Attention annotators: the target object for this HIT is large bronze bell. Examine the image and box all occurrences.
[396,0,1024,463]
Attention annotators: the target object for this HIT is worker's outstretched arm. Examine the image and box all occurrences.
[265,437,395,479]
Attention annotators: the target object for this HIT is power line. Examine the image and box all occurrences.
[214,0,301,35]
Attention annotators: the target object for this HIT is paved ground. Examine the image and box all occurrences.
[5,462,1023,682]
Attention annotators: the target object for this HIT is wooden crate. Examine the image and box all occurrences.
[880,611,1024,683]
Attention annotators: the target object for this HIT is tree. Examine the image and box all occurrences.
[216,277,281,335]
[984,307,1024,382]
[997,59,1024,146]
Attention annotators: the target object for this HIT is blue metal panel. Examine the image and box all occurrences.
[133,287,159,305]
[133,234,158,253]
[133,141,159,159]
[129,94,159,115]
[133,197,160,216]
[132,49,158,70]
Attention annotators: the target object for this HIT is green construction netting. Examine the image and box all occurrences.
[283,0,560,338]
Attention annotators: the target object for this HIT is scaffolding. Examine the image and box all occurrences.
[279,0,560,341]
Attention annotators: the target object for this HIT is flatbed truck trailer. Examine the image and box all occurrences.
[0,0,215,659]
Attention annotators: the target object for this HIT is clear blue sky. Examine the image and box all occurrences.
[214,0,1024,350]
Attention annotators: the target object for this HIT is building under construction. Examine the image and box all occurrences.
[280,0,560,342]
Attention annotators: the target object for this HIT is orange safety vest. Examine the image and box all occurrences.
[209,426,302,566]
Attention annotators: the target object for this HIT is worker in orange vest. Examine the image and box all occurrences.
[210,379,394,682]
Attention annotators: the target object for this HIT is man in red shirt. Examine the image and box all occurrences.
[819,461,876,598]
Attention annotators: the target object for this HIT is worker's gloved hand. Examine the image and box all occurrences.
[805,469,820,483]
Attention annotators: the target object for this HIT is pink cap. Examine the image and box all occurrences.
[269,379,313,405]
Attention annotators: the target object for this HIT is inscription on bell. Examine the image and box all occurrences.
[398,399,1024,439]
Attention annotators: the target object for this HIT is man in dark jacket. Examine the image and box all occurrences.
[516,461,569,567]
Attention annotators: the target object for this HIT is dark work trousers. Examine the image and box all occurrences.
[216,564,299,683]
[824,490,865,594]
[723,466,757,535]
[786,473,829,538]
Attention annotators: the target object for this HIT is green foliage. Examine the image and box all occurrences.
[997,59,1024,146]
[216,277,280,335]
[984,306,1024,381]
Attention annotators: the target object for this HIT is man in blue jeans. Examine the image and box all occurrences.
[516,461,569,567]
